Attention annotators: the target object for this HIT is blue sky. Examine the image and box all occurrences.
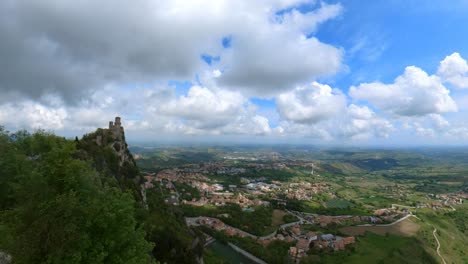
[1,0,468,145]
[317,0,468,86]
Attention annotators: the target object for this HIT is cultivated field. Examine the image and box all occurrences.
[339,217,420,237]
[271,209,287,226]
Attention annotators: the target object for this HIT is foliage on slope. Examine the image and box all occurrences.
[0,127,154,264]
[144,187,205,263]
[76,128,141,196]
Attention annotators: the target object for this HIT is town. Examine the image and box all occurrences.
[135,147,468,263]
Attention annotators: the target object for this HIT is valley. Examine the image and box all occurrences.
[133,146,468,263]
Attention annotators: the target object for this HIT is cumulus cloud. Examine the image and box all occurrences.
[278,105,393,141]
[446,127,468,139]
[337,104,393,139]
[350,66,457,116]
[275,82,392,141]
[0,0,342,102]
[218,3,343,96]
[146,85,273,135]
[428,114,450,130]
[437,52,468,89]
[159,86,245,129]
[0,101,67,130]
[277,82,346,124]
[0,83,274,138]
[279,2,343,35]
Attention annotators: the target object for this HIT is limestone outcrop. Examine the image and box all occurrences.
[77,117,141,194]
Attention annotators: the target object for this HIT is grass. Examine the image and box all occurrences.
[325,198,354,209]
[304,200,322,209]
[271,209,287,226]
[203,248,228,264]
[415,206,468,264]
[308,233,437,264]
[339,217,420,237]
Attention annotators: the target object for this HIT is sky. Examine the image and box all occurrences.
[1,0,468,146]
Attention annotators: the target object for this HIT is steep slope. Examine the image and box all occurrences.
[0,127,153,264]
[1,121,207,264]
[76,117,142,196]
[76,118,205,263]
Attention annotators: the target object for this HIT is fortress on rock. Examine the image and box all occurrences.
[109,116,122,130]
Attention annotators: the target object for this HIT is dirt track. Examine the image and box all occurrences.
[433,228,447,264]
[339,218,420,237]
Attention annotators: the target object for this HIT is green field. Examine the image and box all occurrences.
[305,233,437,264]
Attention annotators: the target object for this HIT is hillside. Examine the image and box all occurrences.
[0,119,204,264]
[75,117,142,198]
[0,126,153,263]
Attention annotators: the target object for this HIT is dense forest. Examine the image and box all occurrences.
[0,127,202,264]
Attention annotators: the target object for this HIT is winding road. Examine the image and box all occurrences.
[433,228,447,264]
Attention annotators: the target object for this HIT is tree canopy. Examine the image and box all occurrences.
[0,128,154,264]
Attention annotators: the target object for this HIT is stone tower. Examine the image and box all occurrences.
[108,117,123,132]
[114,116,121,127]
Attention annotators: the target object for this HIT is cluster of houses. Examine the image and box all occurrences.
[289,234,355,260]
[155,161,288,176]
[155,168,210,183]
[182,193,270,208]
[284,182,330,200]
[142,165,333,209]
[141,160,335,211]
[372,208,408,223]
[186,216,356,263]
[245,182,279,192]
[281,224,355,261]
[186,217,257,239]
[188,162,248,175]
[427,192,467,210]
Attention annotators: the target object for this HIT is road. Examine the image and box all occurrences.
[186,217,257,239]
[286,210,314,224]
[355,213,417,227]
[228,243,268,264]
[433,228,447,264]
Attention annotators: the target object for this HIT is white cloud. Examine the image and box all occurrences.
[437,52,468,89]
[337,104,393,140]
[446,127,468,139]
[277,81,346,124]
[350,66,457,116]
[0,101,67,130]
[428,114,450,130]
[159,86,245,129]
[275,82,393,141]
[0,83,275,138]
[0,0,343,101]
[415,126,436,138]
[279,2,343,35]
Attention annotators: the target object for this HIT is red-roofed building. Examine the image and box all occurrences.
[343,236,355,245]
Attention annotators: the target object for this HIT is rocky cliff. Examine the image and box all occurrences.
[76,117,142,196]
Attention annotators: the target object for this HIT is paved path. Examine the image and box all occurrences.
[186,217,257,239]
[433,228,447,264]
[357,214,416,227]
[187,216,302,241]
[391,204,416,209]
[286,210,314,224]
[228,243,268,264]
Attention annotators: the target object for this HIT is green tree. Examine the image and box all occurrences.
[0,131,154,264]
